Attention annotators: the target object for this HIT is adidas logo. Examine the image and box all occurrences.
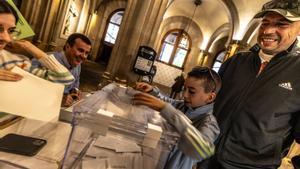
[278,82,293,91]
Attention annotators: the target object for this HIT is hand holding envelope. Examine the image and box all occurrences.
[0,69,22,81]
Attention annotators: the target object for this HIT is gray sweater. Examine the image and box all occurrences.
[151,87,220,169]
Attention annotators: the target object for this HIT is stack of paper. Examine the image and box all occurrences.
[142,123,162,148]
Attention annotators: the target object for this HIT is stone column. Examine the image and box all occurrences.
[20,0,70,51]
[224,40,240,61]
[197,50,209,66]
[106,0,168,83]
[20,0,40,27]
[51,0,73,51]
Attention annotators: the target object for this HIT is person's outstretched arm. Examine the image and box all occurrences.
[133,92,219,160]
[135,82,182,104]
[5,40,74,85]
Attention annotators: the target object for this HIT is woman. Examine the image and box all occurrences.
[0,0,74,84]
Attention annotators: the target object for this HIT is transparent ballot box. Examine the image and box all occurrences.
[61,83,179,169]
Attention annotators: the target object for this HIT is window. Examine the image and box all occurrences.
[212,51,226,72]
[104,10,124,44]
[158,30,190,68]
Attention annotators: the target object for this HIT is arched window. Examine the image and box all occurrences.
[104,10,124,44]
[212,50,226,72]
[158,30,191,68]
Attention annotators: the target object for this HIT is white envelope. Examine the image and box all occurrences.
[0,67,64,122]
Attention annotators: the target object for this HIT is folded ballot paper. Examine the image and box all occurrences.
[0,67,64,122]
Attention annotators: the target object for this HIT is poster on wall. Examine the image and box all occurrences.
[133,46,156,76]
[60,0,80,39]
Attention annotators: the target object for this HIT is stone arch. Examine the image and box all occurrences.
[207,23,230,53]
[241,18,261,47]
[219,0,239,45]
[90,0,127,60]
[206,23,230,66]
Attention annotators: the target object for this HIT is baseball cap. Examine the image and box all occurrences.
[254,0,300,21]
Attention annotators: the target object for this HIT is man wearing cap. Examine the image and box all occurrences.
[200,0,300,168]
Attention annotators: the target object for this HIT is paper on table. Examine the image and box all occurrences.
[0,67,64,122]
[82,159,107,169]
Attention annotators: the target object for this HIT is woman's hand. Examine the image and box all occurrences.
[0,69,22,81]
[5,40,30,55]
[133,92,166,111]
[5,40,47,59]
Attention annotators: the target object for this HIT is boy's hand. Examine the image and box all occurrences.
[133,92,166,111]
[134,82,153,93]
[0,69,23,81]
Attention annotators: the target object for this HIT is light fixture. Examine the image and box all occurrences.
[195,0,202,6]
[184,0,201,33]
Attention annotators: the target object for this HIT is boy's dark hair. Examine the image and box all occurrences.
[63,33,92,50]
[0,0,19,23]
[187,66,221,93]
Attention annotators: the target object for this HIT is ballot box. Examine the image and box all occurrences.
[60,83,179,169]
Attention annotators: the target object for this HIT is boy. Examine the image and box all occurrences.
[133,66,221,169]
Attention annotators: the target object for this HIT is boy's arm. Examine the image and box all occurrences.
[150,86,182,105]
[133,93,219,160]
[135,82,181,105]
[161,104,220,160]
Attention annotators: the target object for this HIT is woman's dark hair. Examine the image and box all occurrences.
[0,0,19,23]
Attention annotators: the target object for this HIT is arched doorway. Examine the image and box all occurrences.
[96,9,124,65]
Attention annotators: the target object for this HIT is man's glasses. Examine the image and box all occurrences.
[0,26,21,40]
[192,66,220,92]
[262,0,300,14]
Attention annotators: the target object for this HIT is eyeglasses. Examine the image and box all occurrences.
[262,0,300,15]
[0,26,21,40]
[192,66,220,92]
